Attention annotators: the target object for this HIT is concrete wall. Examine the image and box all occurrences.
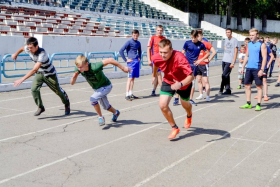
[139,0,189,25]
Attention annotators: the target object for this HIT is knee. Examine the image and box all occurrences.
[159,104,168,112]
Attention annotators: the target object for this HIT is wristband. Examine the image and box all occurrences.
[180,82,183,87]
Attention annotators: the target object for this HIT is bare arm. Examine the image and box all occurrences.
[258,43,267,77]
[181,49,186,54]
[229,47,238,68]
[12,46,25,60]
[267,53,274,68]
[209,47,217,62]
[70,71,79,85]
[194,50,210,65]
[102,58,129,73]
[14,62,42,87]
[171,73,194,90]
[147,46,152,66]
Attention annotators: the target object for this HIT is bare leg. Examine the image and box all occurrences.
[180,98,192,116]
[93,104,102,117]
[263,78,268,96]
[245,84,251,102]
[257,85,263,104]
[190,76,196,100]
[159,95,176,127]
[197,75,203,95]
[203,77,210,96]
[129,77,135,92]
[126,78,132,93]
[157,72,162,87]
[108,106,117,114]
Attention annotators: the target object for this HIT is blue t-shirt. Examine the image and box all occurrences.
[119,38,142,62]
[203,38,208,42]
[247,41,262,69]
[182,40,207,65]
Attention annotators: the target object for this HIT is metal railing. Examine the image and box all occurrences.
[87,52,116,70]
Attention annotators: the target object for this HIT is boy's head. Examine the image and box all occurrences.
[240,45,245,53]
[197,30,203,42]
[156,25,164,36]
[244,37,250,45]
[158,39,173,61]
[272,37,278,44]
[75,55,89,72]
[190,30,199,43]
[132,30,139,40]
[265,36,270,43]
[225,28,232,38]
[249,28,259,42]
[26,37,39,53]
[259,36,264,42]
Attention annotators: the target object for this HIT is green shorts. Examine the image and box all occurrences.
[160,81,192,101]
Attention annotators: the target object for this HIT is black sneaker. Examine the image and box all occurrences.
[65,104,70,115]
[34,107,45,116]
[275,83,280,87]
[269,74,272,77]
[222,90,232,95]
[125,96,132,101]
[150,91,156,96]
[130,94,139,99]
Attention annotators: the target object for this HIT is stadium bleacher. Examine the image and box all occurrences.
[0,0,224,40]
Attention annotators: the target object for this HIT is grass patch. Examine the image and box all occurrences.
[233,29,280,39]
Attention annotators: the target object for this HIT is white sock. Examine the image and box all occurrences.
[126,92,129,96]
[128,90,132,96]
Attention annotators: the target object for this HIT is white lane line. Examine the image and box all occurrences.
[0,107,24,112]
[0,78,152,103]
[0,100,158,142]
[266,165,280,187]
[133,103,278,187]
[0,87,154,119]
[0,103,217,185]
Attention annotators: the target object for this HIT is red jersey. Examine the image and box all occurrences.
[147,35,166,59]
[198,40,212,65]
[152,51,193,90]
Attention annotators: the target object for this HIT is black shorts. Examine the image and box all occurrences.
[262,69,268,78]
[244,68,263,86]
[197,64,209,77]
[190,65,198,77]
[160,81,192,101]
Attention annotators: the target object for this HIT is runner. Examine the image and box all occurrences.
[219,28,239,95]
[240,28,267,111]
[152,39,194,140]
[70,55,130,126]
[12,37,70,116]
[181,29,209,106]
[119,29,142,101]
[195,30,217,101]
[147,25,166,96]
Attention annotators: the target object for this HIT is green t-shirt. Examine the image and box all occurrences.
[75,62,111,89]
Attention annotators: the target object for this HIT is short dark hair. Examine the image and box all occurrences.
[132,30,139,35]
[156,25,163,29]
[245,37,250,41]
[158,39,172,49]
[226,28,232,32]
[191,30,199,37]
[26,37,38,47]
[197,30,203,35]
[241,44,245,48]
[265,36,270,38]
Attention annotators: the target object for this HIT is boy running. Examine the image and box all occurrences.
[119,30,142,101]
[12,37,70,116]
[195,30,217,101]
[147,25,166,96]
[152,39,194,140]
[71,55,130,126]
[240,28,267,111]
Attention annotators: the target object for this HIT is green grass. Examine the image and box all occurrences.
[233,29,280,39]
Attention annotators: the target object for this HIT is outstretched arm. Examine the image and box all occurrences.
[14,62,42,87]
[102,58,130,73]
[12,46,25,61]
[71,71,79,85]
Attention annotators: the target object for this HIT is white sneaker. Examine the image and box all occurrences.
[206,96,210,102]
[196,94,204,100]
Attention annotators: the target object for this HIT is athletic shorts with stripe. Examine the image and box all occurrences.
[197,64,209,77]
[160,81,192,101]
[90,84,113,110]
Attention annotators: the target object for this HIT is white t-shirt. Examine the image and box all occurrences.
[238,53,246,68]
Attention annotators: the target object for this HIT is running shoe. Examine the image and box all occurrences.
[150,91,156,96]
[196,94,204,100]
[206,96,210,102]
[189,99,197,106]
[125,96,132,101]
[184,114,192,129]
[173,99,179,106]
[237,85,241,89]
[34,107,45,116]
[65,104,70,115]
[275,83,280,87]
[239,103,252,109]
[99,116,105,126]
[168,127,180,139]
[130,94,139,99]
[112,110,120,122]
[255,105,261,111]
[264,96,269,101]
[222,90,231,95]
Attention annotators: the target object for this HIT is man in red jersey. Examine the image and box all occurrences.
[147,25,166,96]
[195,30,217,101]
[152,39,194,140]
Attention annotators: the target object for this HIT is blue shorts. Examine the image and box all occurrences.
[152,61,161,73]
[244,68,263,86]
[127,58,140,78]
[190,64,198,77]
